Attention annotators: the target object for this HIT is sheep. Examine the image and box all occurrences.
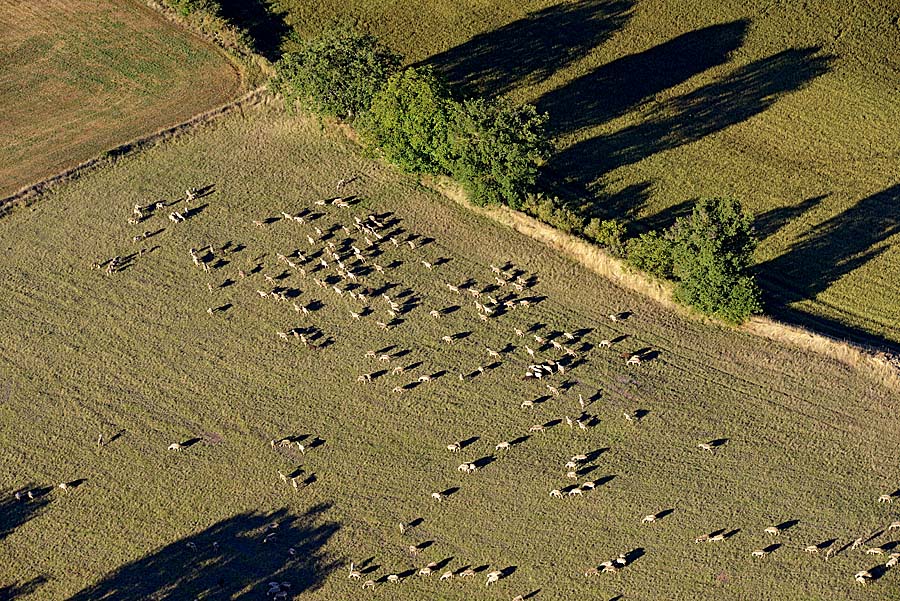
[866,547,884,555]
[348,563,361,579]
[642,515,656,524]
[418,563,437,576]
[566,471,578,480]
[485,572,501,586]
[350,311,362,321]
[167,443,182,451]
[386,574,399,583]
[764,526,779,536]
[577,420,588,431]
[708,534,725,543]
[568,488,583,496]
[525,346,536,358]
[392,386,405,394]
[599,339,612,348]
[550,489,563,498]
[458,463,474,474]
[697,443,714,453]
[429,310,440,318]
[571,454,588,462]
[378,354,391,363]
[408,545,420,558]
[626,354,642,366]
[421,260,433,270]
[459,568,476,578]
[546,384,560,396]
[447,443,461,453]
[879,494,893,503]
[529,424,545,433]
[441,335,454,344]
[889,521,900,531]
[855,571,872,584]
[520,400,534,409]
[277,332,290,341]
[565,461,577,469]
[804,545,819,554]
[694,535,709,543]
[486,348,501,359]
[495,441,510,451]
[439,571,453,582]
[431,492,443,501]
[851,537,864,550]
[584,568,600,577]
[887,555,900,568]
[751,549,768,557]
[418,375,431,383]
[565,416,574,429]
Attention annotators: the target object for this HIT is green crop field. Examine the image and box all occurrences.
[236,0,900,349]
[0,0,242,198]
[1,104,898,600]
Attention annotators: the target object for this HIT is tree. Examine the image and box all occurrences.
[585,218,627,256]
[444,99,550,207]
[668,197,762,322]
[361,67,453,173]
[272,22,402,120]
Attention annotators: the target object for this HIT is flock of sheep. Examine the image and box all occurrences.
[20,181,888,597]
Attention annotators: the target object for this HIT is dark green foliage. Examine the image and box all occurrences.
[668,197,762,322]
[626,231,674,278]
[444,99,551,207]
[272,22,402,120]
[627,197,761,323]
[520,193,585,234]
[584,218,626,256]
[360,67,453,174]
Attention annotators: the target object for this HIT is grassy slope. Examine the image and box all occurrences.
[261,0,900,347]
[1,104,898,599]
[0,0,242,197]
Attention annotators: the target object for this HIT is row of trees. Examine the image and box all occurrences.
[271,22,762,323]
[272,23,549,207]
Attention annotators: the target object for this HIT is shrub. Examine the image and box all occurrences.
[360,67,453,174]
[444,99,550,208]
[626,231,674,278]
[584,218,626,256]
[272,22,402,120]
[165,0,218,17]
[520,193,584,234]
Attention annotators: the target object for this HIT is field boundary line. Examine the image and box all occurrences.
[423,175,900,392]
[0,87,268,217]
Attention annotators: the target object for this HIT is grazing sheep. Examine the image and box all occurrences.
[708,534,725,543]
[694,535,709,543]
[447,443,461,453]
[167,443,182,451]
[804,545,819,554]
[430,310,440,318]
[626,354,642,366]
[485,571,501,586]
[642,515,656,524]
[546,385,560,396]
[889,521,900,531]
[441,336,454,344]
[520,400,534,409]
[495,441,510,451]
[879,494,893,503]
[568,488,583,496]
[566,471,578,479]
[565,461,577,469]
[887,555,900,568]
[584,568,600,577]
[550,489,563,498]
[408,545,420,557]
[460,568,476,578]
[386,574,399,583]
[525,346,536,358]
[439,571,453,582]
[866,547,884,555]
[851,537,864,550]
[349,563,361,579]
[486,348,501,358]
[751,549,768,557]
[764,526,779,536]
[571,454,587,462]
[431,492,443,501]
[529,424,545,433]
[418,563,437,576]
[697,443,714,453]
[418,375,431,383]
[855,571,872,584]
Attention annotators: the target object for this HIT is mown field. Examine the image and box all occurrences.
[1,103,898,600]
[239,0,900,348]
[0,0,242,198]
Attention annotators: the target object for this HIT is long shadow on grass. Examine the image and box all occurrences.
[538,20,749,136]
[216,0,291,61]
[545,46,834,200]
[425,0,634,98]
[69,504,339,600]
[0,575,48,600]
[0,485,52,542]
[755,184,900,351]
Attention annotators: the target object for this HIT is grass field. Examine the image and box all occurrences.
[1,103,899,600]
[0,0,242,198]
[226,0,900,349]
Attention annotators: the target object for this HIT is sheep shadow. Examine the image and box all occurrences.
[1,485,52,542]
[709,438,729,448]
[180,437,203,449]
[776,519,800,532]
[509,435,530,447]
[655,508,675,521]
[459,437,479,450]
[473,456,496,469]
[440,487,460,498]
[762,543,781,553]
[0,575,48,600]
[723,529,741,539]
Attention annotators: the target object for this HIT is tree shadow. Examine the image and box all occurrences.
[538,20,749,136]
[215,0,291,61]
[0,575,47,600]
[424,0,634,98]
[756,184,900,351]
[1,485,52,542]
[547,46,834,200]
[754,195,828,241]
[69,504,339,600]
